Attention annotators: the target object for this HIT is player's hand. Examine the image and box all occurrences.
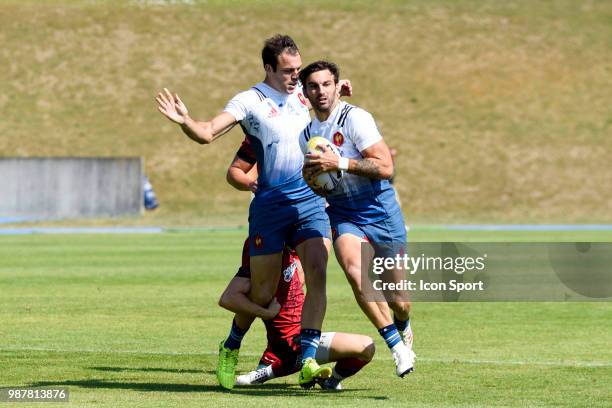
[248,180,258,193]
[338,79,352,97]
[156,88,189,124]
[302,164,328,197]
[305,145,340,173]
[264,297,281,319]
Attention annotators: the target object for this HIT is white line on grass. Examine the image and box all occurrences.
[2,347,612,368]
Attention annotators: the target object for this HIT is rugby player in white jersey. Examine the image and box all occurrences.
[299,60,416,378]
[156,35,352,389]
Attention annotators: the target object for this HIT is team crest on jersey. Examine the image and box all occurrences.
[297,93,307,106]
[333,131,344,147]
[282,262,297,282]
[254,234,264,249]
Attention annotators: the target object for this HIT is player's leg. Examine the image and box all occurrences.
[236,347,281,386]
[291,197,333,387]
[236,339,302,386]
[370,211,413,350]
[295,236,332,387]
[333,224,414,377]
[334,232,394,328]
[388,294,413,349]
[248,253,283,305]
[219,239,258,361]
[217,213,286,389]
[315,332,375,390]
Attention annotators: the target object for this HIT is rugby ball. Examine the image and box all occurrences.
[305,136,343,192]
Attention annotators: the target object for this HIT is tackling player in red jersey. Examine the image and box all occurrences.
[219,238,375,389]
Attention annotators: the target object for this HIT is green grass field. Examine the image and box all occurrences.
[1,229,611,407]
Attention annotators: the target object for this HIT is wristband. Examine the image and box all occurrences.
[338,157,349,171]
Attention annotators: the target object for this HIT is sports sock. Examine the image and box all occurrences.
[257,365,275,381]
[394,316,409,332]
[333,357,369,379]
[300,328,321,361]
[378,324,402,349]
[223,318,247,350]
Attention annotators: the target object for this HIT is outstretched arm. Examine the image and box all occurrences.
[156,88,237,144]
[218,276,280,320]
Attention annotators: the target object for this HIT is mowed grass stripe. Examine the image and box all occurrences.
[3,348,612,368]
[2,231,612,407]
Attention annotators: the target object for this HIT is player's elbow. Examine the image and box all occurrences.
[226,169,236,187]
[197,134,213,144]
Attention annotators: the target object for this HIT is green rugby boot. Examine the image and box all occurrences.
[299,358,332,389]
[216,341,239,390]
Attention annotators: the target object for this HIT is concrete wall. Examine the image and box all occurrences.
[0,157,143,219]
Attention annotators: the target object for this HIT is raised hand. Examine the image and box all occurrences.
[156,88,189,124]
[338,79,353,97]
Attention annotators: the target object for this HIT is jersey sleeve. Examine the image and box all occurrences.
[345,108,383,152]
[236,136,257,165]
[224,90,258,122]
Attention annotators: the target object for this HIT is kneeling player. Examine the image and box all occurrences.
[219,239,375,390]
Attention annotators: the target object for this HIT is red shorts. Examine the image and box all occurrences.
[258,335,301,377]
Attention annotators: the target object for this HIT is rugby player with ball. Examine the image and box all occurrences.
[299,61,416,378]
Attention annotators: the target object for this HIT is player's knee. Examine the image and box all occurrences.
[344,266,363,292]
[360,336,376,362]
[303,263,327,290]
[303,258,327,279]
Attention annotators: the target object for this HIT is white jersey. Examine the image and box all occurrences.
[299,101,400,223]
[225,82,313,203]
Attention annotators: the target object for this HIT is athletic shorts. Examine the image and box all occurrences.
[256,332,336,373]
[330,210,406,257]
[248,196,330,256]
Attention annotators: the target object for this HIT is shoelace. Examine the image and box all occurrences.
[220,349,237,370]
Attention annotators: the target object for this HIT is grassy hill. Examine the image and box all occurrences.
[1,0,611,225]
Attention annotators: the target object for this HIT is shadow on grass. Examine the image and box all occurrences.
[89,366,204,374]
[30,379,385,398]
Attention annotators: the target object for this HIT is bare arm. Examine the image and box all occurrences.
[304,139,394,180]
[218,276,280,320]
[226,156,258,192]
[156,88,238,144]
[348,139,394,179]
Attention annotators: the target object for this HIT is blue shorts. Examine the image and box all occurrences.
[249,196,330,256]
[330,210,406,257]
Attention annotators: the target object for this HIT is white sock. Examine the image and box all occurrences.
[263,364,275,379]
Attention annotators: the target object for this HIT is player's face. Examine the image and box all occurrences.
[304,69,338,113]
[266,51,302,94]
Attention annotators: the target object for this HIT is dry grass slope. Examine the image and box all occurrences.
[1,0,611,224]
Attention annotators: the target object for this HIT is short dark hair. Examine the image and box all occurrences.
[299,60,340,86]
[261,34,299,71]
